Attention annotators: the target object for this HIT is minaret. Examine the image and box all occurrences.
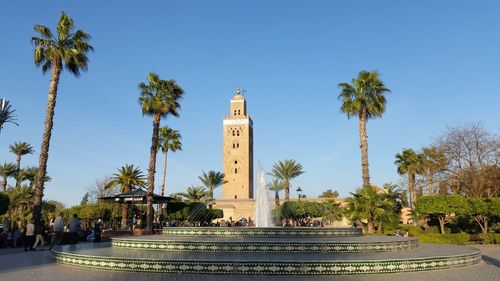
[222,87,254,199]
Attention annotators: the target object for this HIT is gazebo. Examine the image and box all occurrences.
[99,188,172,230]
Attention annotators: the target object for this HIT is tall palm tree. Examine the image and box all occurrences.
[345,186,394,234]
[31,12,93,227]
[158,126,182,196]
[338,71,391,187]
[395,149,426,208]
[9,142,34,187]
[270,159,304,202]
[0,99,19,135]
[198,170,226,208]
[139,72,184,232]
[0,162,16,191]
[105,164,146,230]
[178,186,208,203]
[267,178,285,206]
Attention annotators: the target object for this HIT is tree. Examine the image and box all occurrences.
[17,167,51,189]
[275,201,324,226]
[0,162,16,191]
[80,192,89,205]
[9,142,34,187]
[0,192,9,216]
[344,186,395,234]
[198,171,226,208]
[415,195,470,234]
[139,72,184,232]
[0,99,18,135]
[105,164,146,230]
[86,176,114,203]
[177,186,208,203]
[267,178,285,206]
[434,123,499,197]
[395,148,425,208]
[467,198,500,235]
[270,159,304,202]
[158,126,182,196]
[421,146,448,195]
[31,12,93,229]
[319,189,339,198]
[321,200,343,226]
[338,71,390,187]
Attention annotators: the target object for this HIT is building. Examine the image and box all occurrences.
[215,88,255,221]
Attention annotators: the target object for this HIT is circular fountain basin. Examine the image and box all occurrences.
[52,243,480,275]
[161,227,362,237]
[112,235,418,253]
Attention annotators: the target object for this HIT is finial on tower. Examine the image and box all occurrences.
[236,86,241,95]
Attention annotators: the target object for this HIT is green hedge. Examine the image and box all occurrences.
[416,234,471,245]
[480,233,500,244]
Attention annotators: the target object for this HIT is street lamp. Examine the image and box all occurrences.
[296,187,303,202]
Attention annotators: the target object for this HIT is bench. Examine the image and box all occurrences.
[469,234,485,244]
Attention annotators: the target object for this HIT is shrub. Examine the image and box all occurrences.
[0,193,9,216]
[417,234,470,245]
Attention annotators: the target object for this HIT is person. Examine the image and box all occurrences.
[94,219,102,243]
[395,229,402,237]
[404,230,410,237]
[68,214,81,244]
[24,219,35,251]
[49,213,65,250]
[12,225,21,248]
[33,219,45,250]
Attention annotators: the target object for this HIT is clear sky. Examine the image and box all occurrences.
[0,1,498,207]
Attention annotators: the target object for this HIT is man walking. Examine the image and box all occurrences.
[49,213,64,250]
[24,219,35,251]
[69,214,81,244]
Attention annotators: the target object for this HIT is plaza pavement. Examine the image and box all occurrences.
[0,244,498,281]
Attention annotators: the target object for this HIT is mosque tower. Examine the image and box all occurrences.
[222,87,254,200]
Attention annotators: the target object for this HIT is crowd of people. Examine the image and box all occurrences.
[0,213,103,251]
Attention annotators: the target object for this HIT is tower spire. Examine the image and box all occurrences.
[236,86,241,95]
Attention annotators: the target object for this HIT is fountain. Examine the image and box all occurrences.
[52,174,481,275]
[254,167,273,227]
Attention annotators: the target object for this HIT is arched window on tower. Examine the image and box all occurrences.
[234,160,238,164]
[236,130,240,136]
[234,110,237,116]
[232,130,235,136]
[234,168,238,174]
[237,109,241,115]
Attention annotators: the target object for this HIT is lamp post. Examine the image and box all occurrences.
[296,187,303,202]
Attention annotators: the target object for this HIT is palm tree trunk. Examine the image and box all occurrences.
[427,171,434,195]
[208,185,214,209]
[33,58,61,231]
[15,155,21,188]
[146,113,161,232]
[2,176,7,191]
[275,191,280,206]
[161,149,168,196]
[409,172,415,208]
[359,112,370,187]
[367,219,375,234]
[284,180,290,202]
[121,203,129,230]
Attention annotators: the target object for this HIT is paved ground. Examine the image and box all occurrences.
[0,245,498,281]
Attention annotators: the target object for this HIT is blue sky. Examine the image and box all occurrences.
[0,1,498,206]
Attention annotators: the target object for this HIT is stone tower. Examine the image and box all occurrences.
[222,88,254,200]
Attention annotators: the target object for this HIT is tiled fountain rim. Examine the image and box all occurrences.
[52,249,481,275]
[111,237,419,253]
[162,227,362,237]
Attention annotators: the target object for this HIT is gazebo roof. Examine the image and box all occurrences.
[99,188,172,204]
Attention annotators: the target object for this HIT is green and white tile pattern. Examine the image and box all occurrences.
[162,227,362,237]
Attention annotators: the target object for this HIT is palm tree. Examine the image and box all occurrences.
[105,164,146,230]
[338,71,391,187]
[345,186,394,234]
[422,146,447,195]
[198,170,226,208]
[9,142,34,187]
[0,99,19,135]
[17,167,51,189]
[270,159,304,202]
[0,163,17,191]
[178,186,208,203]
[31,12,93,227]
[267,178,285,206]
[139,72,184,232]
[395,149,426,208]
[158,126,182,196]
